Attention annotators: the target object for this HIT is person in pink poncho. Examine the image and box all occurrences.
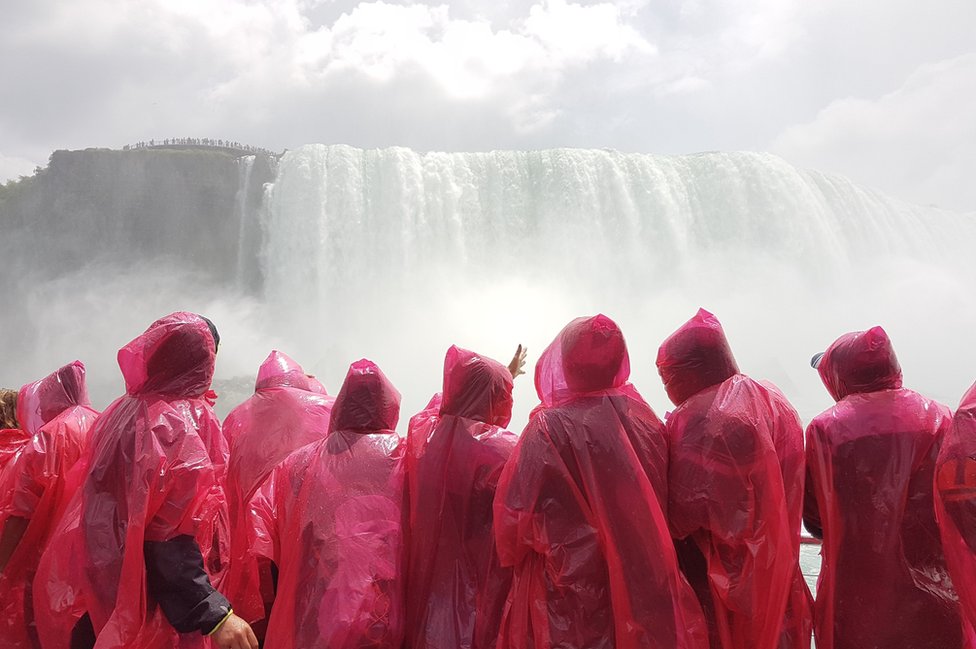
[223,350,334,638]
[936,380,976,644]
[656,309,804,649]
[32,313,256,649]
[262,359,406,649]
[404,345,518,649]
[494,314,707,649]
[805,327,963,649]
[0,362,99,649]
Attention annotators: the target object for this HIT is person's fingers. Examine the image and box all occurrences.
[245,625,259,649]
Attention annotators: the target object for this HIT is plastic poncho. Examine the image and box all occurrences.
[33,312,228,649]
[761,379,813,649]
[937,381,976,644]
[408,393,443,436]
[0,364,95,494]
[263,359,406,649]
[804,327,962,649]
[0,427,28,472]
[657,309,799,649]
[0,362,99,649]
[405,346,517,649]
[494,314,707,649]
[223,350,335,626]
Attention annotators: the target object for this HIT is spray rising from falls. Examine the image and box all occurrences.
[2,144,974,425]
[257,145,976,423]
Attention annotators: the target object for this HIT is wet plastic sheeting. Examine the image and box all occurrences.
[936,381,976,642]
[0,362,98,649]
[805,327,964,649]
[405,346,517,649]
[223,350,334,625]
[263,360,406,649]
[658,309,802,649]
[32,313,226,649]
[495,315,707,649]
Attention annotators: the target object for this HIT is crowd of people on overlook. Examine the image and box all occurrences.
[1,308,975,649]
[122,139,278,156]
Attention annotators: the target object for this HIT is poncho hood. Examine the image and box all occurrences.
[118,312,217,399]
[817,326,902,401]
[439,346,513,427]
[657,308,740,406]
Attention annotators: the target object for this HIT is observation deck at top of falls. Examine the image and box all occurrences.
[121,139,281,159]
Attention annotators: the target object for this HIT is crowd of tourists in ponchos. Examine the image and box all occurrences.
[0,309,974,649]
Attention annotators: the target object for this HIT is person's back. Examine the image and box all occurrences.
[405,346,517,649]
[804,327,962,649]
[264,359,406,649]
[657,309,799,649]
[32,312,256,649]
[935,381,976,641]
[223,350,334,629]
[0,362,99,649]
[759,381,813,649]
[494,314,706,649]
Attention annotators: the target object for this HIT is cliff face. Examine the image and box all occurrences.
[0,147,275,288]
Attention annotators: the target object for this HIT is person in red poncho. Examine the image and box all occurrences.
[0,362,99,649]
[804,327,963,649]
[32,313,257,649]
[223,350,335,637]
[262,359,406,649]
[494,314,707,649]
[405,345,518,649]
[936,381,976,645]
[656,309,802,649]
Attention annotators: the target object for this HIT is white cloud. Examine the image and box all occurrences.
[523,0,655,63]
[1,0,975,211]
[287,0,655,100]
[771,54,976,211]
[13,0,656,133]
[0,153,37,184]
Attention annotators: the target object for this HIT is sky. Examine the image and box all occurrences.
[1,0,975,211]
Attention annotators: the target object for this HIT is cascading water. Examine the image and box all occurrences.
[234,155,257,288]
[259,145,976,425]
[1,144,973,427]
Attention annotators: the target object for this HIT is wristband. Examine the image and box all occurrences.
[205,608,234,636]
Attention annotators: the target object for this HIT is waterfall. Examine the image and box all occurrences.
[263,146,973,299]
[260,145,976,424]
[2,144,973,425]
[234,155,256,289]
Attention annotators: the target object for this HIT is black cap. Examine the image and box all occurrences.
[200,316,220,352]
[810,352,824,369]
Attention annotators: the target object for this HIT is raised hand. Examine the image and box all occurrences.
[508,344,528,379]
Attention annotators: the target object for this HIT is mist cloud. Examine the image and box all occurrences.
[771,54,976,212]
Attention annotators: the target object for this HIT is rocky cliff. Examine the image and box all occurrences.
[0,147,276,289]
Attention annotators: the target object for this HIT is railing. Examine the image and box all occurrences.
[122,139,279,157]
